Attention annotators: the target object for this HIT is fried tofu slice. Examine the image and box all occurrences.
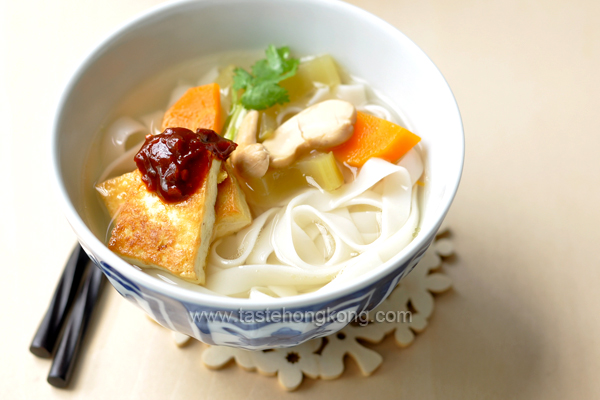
[96,163,252,283]
[96,160,221,284]
[213,163,252,240]
[97,164,252,242]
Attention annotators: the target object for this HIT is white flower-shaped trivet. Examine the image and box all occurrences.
[164,228,454,391]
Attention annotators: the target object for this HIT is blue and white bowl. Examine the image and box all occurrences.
[52,0,464,350]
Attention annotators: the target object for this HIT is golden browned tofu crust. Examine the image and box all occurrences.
[213,163,253,240]
[95,171,139,218]
[98,160,221,284]
[96,164,253,243]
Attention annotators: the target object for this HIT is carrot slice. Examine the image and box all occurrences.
[162,83,223,133]
[331,111,421,167]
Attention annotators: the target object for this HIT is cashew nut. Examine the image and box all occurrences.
[231,110,270,178]
[262,100,356,168]
[234,144,270,178]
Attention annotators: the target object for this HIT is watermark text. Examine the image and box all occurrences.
[189,308,412,327]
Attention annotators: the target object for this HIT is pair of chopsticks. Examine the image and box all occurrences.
[30,245,106,388]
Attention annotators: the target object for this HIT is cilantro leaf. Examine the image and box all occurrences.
[232,68,253,91]
[232,45,299,110]
[241,82,289,110]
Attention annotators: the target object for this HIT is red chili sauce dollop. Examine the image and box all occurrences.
[134,128,237,203]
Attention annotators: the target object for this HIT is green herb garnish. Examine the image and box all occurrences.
[232,45,299,110]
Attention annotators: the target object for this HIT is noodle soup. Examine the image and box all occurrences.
[87,47,424,299]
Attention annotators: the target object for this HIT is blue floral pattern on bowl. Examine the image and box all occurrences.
[82,229,436,350]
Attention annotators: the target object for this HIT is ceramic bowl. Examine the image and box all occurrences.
[52,0,463,349]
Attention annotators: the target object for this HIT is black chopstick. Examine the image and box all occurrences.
[47,262,106,388]
[30,245,89,358]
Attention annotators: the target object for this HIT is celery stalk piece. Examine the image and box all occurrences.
[280,55,341,102]
[257,110,278,142]
[223,103,247,141]
[296,152,344,191]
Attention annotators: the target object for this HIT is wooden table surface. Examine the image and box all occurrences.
[2,0,599,398]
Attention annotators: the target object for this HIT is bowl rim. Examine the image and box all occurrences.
[52,0,464,310]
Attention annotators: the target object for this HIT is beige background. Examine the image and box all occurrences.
[1,0,599,398]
